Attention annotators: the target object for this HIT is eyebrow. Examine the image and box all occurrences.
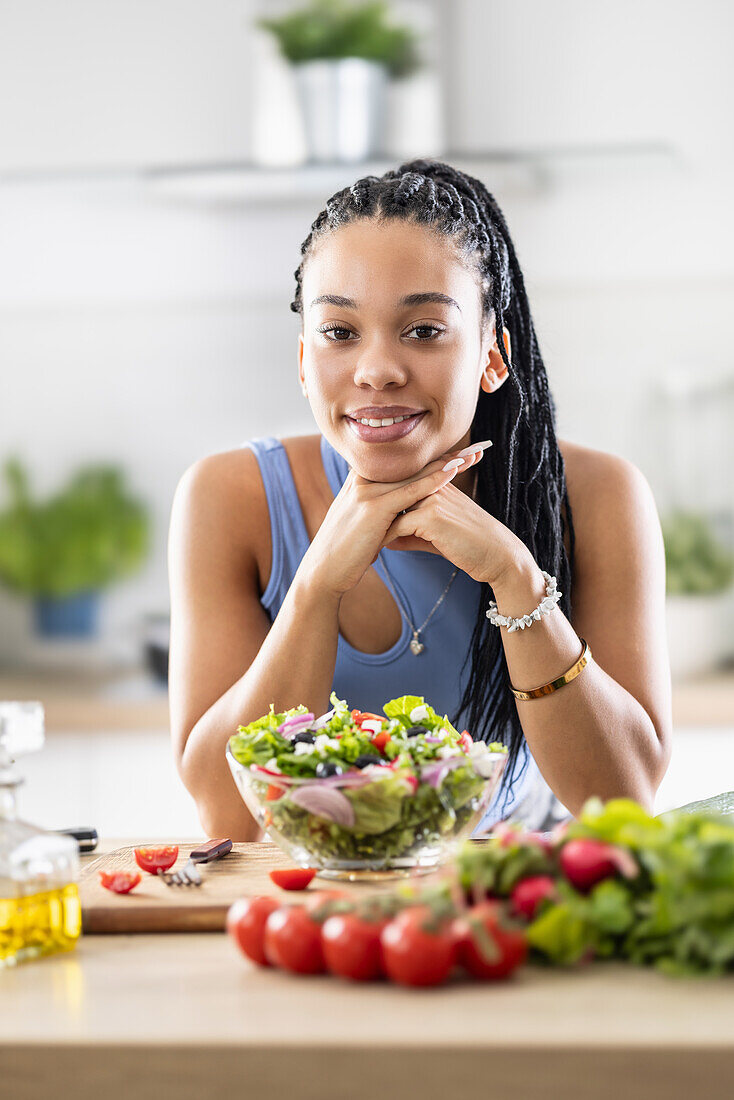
[310,292,461,312]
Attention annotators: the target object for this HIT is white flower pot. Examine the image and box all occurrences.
[665,590,734,679]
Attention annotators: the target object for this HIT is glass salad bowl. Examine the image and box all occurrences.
[226,693,508,880]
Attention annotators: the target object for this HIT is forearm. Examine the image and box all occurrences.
[181,566,342,839]
[490,553,664,816]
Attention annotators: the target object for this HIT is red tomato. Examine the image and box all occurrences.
[370,731,391,753]
[304,890,351,915]
[380,906,456,987]
[459,731,474,753]
[99,870,141,894]
[321,912,388,981]
[269,868,317,890]
[265,784,284,802]
[133,845,179,875]
[455,901,528,980]
[226,895,280,967]
[264,905,325,974]
[355,711,384,725]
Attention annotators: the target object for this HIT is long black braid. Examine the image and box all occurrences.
[290,159,576,814]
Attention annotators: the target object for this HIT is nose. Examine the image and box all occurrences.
[352,336,409,389]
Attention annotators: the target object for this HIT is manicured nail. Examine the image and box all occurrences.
[456,439,493,458]
[442,458,464,472]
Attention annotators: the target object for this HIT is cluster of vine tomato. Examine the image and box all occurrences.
[226,868,529,987]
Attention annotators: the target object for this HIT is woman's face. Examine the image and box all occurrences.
[298,217,497,483]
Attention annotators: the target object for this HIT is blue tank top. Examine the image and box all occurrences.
[242,434,543,828]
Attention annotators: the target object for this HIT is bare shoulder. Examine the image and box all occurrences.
[558,438,652,508]
[170,446,270,580]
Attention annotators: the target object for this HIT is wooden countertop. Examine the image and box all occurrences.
[2,840,734,1100]
[1,665,733,733]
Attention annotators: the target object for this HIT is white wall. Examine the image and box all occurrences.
[1,0,733,667]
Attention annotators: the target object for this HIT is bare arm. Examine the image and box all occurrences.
[488,453,673,816]
[167,452,341,840]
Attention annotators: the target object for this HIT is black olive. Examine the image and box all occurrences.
[316,761,343,778]
[292,731,315,744]
[353,754,384,769]
[405,724,429,738]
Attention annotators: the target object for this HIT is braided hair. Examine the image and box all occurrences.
[290,159,576,814]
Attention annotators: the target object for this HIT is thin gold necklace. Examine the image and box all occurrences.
[377,467,478,656]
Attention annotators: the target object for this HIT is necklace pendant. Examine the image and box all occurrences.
[410,632,425,655]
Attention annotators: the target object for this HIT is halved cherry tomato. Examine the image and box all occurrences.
[264,905,325,974]
[354,711,384,725]
[370,731,391,753]
[269,867,317,890]
[454,901,528,980]
[227,895,280,967]
[265,784,284,802]
[322,912,389,981]
[99,870,141,894]
[380,905,456,987]
[133,845,179,875]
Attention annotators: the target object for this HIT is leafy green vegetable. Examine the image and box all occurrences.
[458,796,734,976]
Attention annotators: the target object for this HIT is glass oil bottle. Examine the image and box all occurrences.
[0,701,81,966]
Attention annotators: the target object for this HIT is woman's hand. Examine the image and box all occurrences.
[300,447,485,599]
[380,470,529,587]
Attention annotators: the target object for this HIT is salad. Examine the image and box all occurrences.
[227,693,507,869]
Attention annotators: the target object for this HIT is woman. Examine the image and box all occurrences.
[168,159,672,842]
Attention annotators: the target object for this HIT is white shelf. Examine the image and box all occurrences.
[0,145,682,206]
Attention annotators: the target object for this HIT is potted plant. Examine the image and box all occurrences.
[0,457,150,638]
[662,510,734,679]
[257,0,422,163]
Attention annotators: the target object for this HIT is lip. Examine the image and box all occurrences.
[347,406,425,419]
[346,411,427,443]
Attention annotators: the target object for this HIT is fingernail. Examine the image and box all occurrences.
[442,458,464,472]
[456,439,493,458]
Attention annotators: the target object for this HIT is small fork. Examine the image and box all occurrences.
[162,838,233,886]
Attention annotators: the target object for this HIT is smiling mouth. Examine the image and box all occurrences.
[345,411,427,442]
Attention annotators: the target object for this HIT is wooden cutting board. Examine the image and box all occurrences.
[78,842,433,933]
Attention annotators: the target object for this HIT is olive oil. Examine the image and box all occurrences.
[0,702,81,967]
[0,884,81,966]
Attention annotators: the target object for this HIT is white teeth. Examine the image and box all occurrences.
[356,414,416,427]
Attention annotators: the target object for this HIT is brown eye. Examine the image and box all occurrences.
[319,325,353,341]
[406,325,443,340]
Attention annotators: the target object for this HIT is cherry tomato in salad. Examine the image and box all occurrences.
[322,912,389,981]
[370,731,391,753]
[269,868,317,890]
[354,711,384,725]
[264,905,326,974]
[265,784,284,802]
[226,895,280,967]
[380,906,456,987]
[99,870,141,894]
[454,901,528,981]
[133,845,179,875]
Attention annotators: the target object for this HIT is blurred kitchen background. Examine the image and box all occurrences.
[1,0,732,837]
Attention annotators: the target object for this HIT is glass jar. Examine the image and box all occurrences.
[0,701,81,967]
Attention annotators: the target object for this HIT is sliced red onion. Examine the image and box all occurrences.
[424,734,444,744]
[420,756,467,789]
[289,785,355,827]
[312,708,335,731]
[277,712,315,738]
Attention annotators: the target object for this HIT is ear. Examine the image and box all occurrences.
[298,333,307,396]
[480,327,511,394]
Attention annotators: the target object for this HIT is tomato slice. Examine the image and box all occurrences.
[265,784,284,802]
[355,711,384,725]
[133,845,179,875]
[269,868,317,890]
[99,870,142,894]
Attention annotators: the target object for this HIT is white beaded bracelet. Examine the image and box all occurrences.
[486,570,561,632]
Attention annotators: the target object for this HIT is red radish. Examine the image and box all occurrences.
[510,875,557,920]
[459,731,474,753]
[559,838,639,893]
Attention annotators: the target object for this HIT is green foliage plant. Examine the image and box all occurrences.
[258,0,422,79]
[662,510,734,595]
[0,457,150,598]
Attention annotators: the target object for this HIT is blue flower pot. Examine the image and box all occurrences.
[34,591,99,638]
